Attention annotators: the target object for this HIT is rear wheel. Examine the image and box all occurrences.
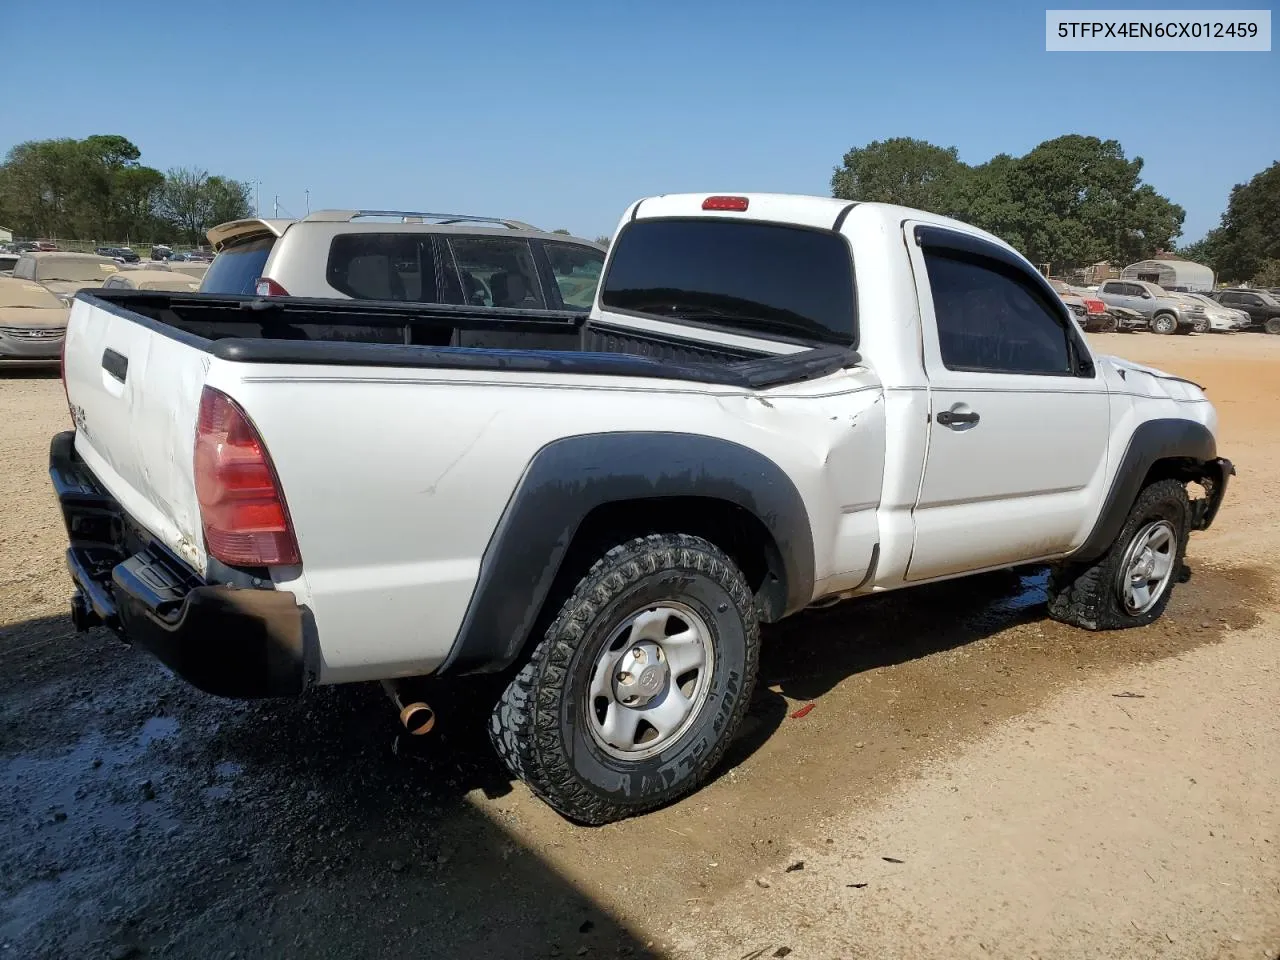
[1265,316,1280,335]
[1190,316,1210,334]
[489,533,760,825]
[1047,479,1190,630]
[1151,313,1178,335]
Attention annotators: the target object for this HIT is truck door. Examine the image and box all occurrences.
[903,224,1110,581]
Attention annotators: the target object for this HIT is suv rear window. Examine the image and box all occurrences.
[600,219,856,345]
[201,235,276,295]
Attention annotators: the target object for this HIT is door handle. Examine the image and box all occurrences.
[936,409,979,427]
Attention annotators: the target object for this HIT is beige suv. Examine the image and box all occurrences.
[201,209,606,313]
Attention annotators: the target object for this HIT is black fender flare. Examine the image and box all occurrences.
[1071,418,1217,562]
[439,432,815,675]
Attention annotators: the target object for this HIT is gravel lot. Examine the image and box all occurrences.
[2,333,1278,960]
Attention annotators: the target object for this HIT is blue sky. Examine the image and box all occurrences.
[5,0,1276,242]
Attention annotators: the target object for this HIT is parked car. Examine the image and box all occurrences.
[52,193,1233,824]
[1105,305,1149,332]
[1182,293,1249,332]
[1204,288,1280,334]
[0,274,68,367]
[163,262,209,282]
[95,246,141,264]
[0,252,19,276]
[10,252,119,302]
[1095,279,1206,335]
[101,269,202,293]
[202,210,607,313]
[150,245,173,261]
[1049,279,1114,331]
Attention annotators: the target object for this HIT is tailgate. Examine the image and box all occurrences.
[63,297,211,572]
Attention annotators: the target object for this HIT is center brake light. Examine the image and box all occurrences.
[255,277,289,297]
[702,195,749,212]
[194,386,300,566]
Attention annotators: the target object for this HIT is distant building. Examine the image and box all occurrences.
[1120,258,1215,293]
[0,226,12,244]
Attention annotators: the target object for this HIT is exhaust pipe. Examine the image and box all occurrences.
[380,679,436,736]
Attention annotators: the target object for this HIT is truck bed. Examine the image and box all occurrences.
[86,290,855,389]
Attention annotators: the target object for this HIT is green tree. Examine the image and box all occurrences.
[160,169,251,244]
[1198,161,1280,283]
[114,165,168,240]
[593,235,610,248]
[204,176,252,230]
[552,228,572,235]
[831,137,964,213]
[843,134,1186,272]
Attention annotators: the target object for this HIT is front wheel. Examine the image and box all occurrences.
[490,533,760,824]
[1047,479,1190,630]
[1151,313,1178,335]
[1191,316,1210,334]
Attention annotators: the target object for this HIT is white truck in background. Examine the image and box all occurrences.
[51,193,1232,824]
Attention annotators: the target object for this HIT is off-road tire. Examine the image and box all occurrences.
[1047,479,1190,631]
[1151,313,1178,335]
[489,533,760,825]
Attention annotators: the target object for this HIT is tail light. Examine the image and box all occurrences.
[702,195,749,211]
[255,277,289,297]
[1084,298,1106,315]
[194,386,300,566]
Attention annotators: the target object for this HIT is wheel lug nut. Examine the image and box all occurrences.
[617,672,631,684]
[631,647,645,661]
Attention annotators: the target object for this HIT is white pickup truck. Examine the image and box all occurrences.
[51,193,1233,825]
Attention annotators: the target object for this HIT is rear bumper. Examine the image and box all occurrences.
[50,430,309,698]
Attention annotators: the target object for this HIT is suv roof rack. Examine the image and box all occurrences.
[303,209,539,231]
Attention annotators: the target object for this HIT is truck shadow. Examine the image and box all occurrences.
[1,559,1260,958]
[0,616,657,959]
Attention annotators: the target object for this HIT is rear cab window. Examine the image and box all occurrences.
[599,219,856,345]
[201,235,276,295]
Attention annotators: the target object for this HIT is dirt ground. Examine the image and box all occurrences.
[2,332,1278,960]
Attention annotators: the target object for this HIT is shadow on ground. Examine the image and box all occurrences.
[0,561,1268,959]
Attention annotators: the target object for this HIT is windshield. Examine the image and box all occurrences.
[599,218,856,345]
[34,257,117,282]
[201,234,276,295]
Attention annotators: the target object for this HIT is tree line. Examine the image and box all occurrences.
[831,135,1277,285]
[0,135,252,247]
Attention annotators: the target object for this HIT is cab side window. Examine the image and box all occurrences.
[924,249,1073,375]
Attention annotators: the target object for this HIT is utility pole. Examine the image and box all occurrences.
[305,189,310,215]
[274,194,279,217]
[253,179,261,217]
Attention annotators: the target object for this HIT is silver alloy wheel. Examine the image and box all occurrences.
[586,602,715,761]
[1152,314,1176,335]
[1115,519,1176,614]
